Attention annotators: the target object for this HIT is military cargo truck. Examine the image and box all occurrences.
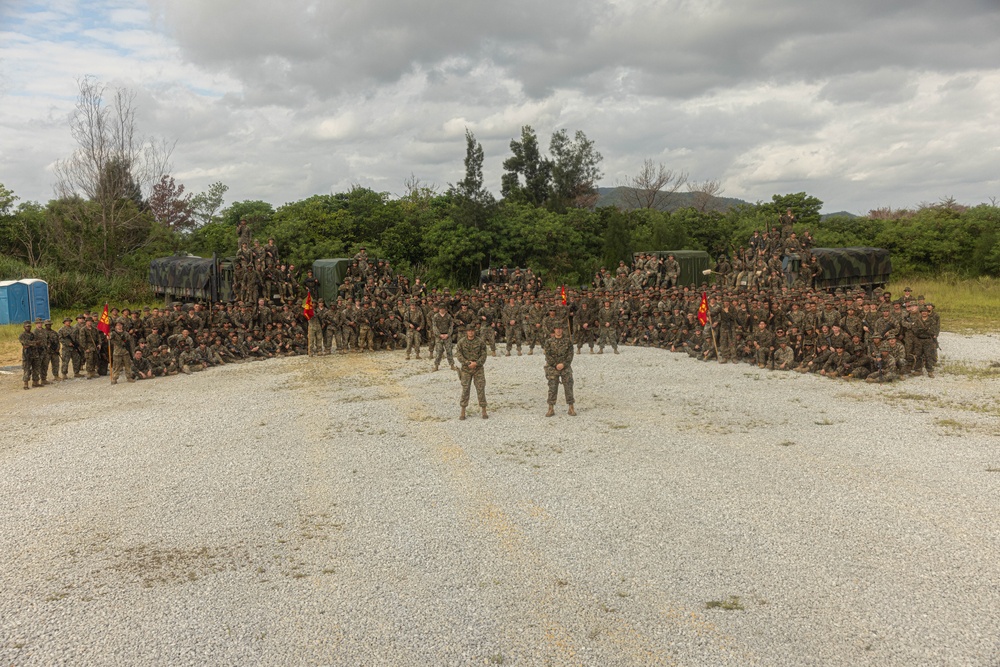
[149,254,235,303]
[787,247,891,291]
[311,258,353,304]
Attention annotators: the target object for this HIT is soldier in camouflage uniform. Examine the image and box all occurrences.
[502,297,523,356]
[431,304,456,371]
[455,324,488,420]
[404,301,425,360]
[59,317,81,379]
[597,299,619,354]
[19,321,42,389]
[543,324,576,417]
[43,320,61,381]
[109,322,135,384]
[909,308,938,377]
[32,319,50,384]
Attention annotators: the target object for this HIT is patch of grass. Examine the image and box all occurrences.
[705,595,744,611]
[936,418,965,429]
[814,418,834,426]
[888,276,1000,333]
[940,361,1000,380]
[985,467,1000,473]
[487,652,505,665]
[778,440,796,447]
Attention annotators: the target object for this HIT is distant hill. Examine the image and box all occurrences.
[595,187,749,213]
[820,211,859,220]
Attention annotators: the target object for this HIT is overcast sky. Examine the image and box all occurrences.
[1,0,998,214]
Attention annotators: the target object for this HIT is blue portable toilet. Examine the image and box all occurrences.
[0,280,31,325]
[20,279,51,321]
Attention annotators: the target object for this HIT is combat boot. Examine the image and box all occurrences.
[613,349,619,355]
[74,372,84,378]
[481,407,488,420]
[506,350,511,357]
[567,405,577,417]
[545,405,555,417]
[527,349,533,355]
[459,407,466,421]
[40,379,49,386]
[23,381,29,390]
[32,381,41,388]
[598,348,604,354]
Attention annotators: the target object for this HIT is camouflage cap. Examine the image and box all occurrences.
[23,321,31,326]
[63,317,72,323]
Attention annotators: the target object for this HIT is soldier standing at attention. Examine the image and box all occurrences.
[44,320,61,381]
[455,324,488,420]
[431,303,456,371]
[109,322,134,384]
[404,301,425,360]
[59,317,79,379]
[20,321,41,389]
[543,324,576,417]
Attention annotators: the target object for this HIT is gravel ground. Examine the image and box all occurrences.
[1,331,999,666]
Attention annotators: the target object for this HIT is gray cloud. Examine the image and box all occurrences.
[3,0,1000,214]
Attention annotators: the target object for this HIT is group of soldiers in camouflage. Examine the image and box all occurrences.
[234,224,295,303]
[19,213,941,394]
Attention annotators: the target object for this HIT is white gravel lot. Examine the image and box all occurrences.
[1,331,999,666]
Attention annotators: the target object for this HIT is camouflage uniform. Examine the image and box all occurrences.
[44,322,60,380]
[32,320,49,383]
[59,319,82,378]
[455,329,488,411]
[431,310,455,370]
[502,301,523,355]
[543,331,575,408]
[597,303,619,354]
[403,305,425,359]
[109,328,134,384]
[19,323,42,388]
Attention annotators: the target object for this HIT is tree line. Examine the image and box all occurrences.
[1,79,999,307]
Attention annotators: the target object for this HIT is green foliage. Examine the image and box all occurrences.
[191,181,229,226]
[600,207,633,268]
[767,192,824,227]
[187,221,237,258]
[220,199,274,231]
[262,195,348,269]
[0,255,151,309]
[549,129,603,212]
[501,125,551,207]
[631,209,689,251]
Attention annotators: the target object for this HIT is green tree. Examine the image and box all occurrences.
[221,200,275,238]
[191,181,229,227]
[766,192,823,228]
[549,129,603,212]
[599,207,632,268]
[52,77,170,276]
[501,125,551,207]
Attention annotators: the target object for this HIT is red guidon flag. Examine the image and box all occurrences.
[97,303,112,336]
[697,292,708,327]
[303,291,315,321]
[561,285,567,306]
